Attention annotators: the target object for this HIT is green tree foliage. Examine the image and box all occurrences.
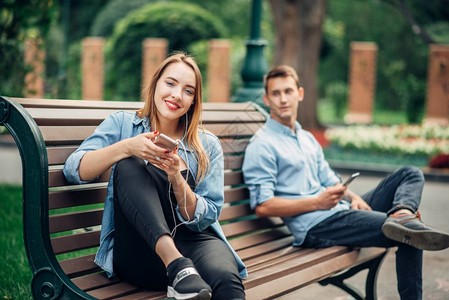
[105,1,227,101]
[65,0,110,42]
[319,0,449,123]
[183,0,252,40]
[90,0,157,37]
[0,0,55,97]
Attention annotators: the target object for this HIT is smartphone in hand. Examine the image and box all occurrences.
[343,172,360,187]
[153,134,179,151]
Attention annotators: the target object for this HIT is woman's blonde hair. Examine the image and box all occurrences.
[138,52,209,183]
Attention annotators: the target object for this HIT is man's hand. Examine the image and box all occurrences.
[349,194,372,210]
[316,185,346,210]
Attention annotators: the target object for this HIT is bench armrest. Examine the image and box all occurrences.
[0,96,96,299]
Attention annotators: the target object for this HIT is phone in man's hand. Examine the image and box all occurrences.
[153,134,179,151]
[343,172,360,187]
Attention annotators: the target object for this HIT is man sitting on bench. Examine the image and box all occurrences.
[242,65,449,300]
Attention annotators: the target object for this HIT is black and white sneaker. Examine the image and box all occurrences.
[167,258,212,300]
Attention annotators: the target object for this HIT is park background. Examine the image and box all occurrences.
[1,0,449,299]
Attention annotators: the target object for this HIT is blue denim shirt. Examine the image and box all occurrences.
[63,111,247,279]
[242,117,350,246]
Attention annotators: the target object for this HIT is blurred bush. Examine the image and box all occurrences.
[320,1,430,120]
[0,0,55,97]
[401,75,425,124]
[90,0,158,37]
[324,81,347,119]
[105,1,227,101]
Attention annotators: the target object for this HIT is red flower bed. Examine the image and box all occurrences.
[428,154,449,169]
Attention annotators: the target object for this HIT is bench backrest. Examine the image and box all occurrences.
[1,96,389,300]
[1,96,292,298]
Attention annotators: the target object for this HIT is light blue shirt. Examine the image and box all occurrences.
[242,117,350,246]
[63,111,247,279]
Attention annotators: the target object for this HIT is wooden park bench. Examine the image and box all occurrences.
[0,96,387,300]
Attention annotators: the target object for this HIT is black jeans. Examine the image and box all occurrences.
[112,156,245,300]
[303,166,424,300]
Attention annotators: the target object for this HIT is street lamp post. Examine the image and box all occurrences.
[232,0,268,108]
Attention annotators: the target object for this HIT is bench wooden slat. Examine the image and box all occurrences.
[245,247,312,272]
[224,170,244,186]
[87,281,142,300]
[237,236,295,261]
[15,97,258,111]
[71,272,120,292]
[49,187,106,209]
[49,209,103,233]
[49,167,110,188]
[49,160,238,188]
[244,246,351,290]
[40,123,263,145]
[48,176,241,210]
[204,122,266,138]
[26,108,126,126]
[27,107,265,127]
[204,110,266,123]
[51,230,100,255]
[223,155,244,170]
[221,217,284,239]
[244,247,386,299]
[46,141,249,166]
[47,146,79,165]
[220,138,250,154]
[219,203,252,222]
[41,126,97,145]
[15,98,144,110]
[113,290,165,300]
[228,226,291,251]
[59,254,99,277]
[223,186,248,204]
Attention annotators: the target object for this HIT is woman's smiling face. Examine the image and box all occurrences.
[154,62,196,123]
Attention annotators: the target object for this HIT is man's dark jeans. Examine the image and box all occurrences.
[303,166,425,300]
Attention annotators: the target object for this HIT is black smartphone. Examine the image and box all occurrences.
[343,172,360,187]
[154,134,179,151]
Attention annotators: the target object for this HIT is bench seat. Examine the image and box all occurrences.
[0,96,387,300]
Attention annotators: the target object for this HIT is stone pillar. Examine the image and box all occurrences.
[24,38,45,98]
[142,38,168,90]
[82,37,104,100]
[424,44,449,126]
[207,39,231,102]
[345,42,378,124]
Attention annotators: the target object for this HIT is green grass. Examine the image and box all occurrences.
[0,184,101,299]
[0,185,32,300]
[318,100,408,125]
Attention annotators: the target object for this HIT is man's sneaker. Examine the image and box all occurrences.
[382,211,449,251]
[167,258,212,300]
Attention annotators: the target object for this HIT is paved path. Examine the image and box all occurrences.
[0,141,21,185]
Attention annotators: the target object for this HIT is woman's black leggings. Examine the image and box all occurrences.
[112,156,245,300]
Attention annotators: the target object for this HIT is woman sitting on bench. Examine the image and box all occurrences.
[63,52,247,300]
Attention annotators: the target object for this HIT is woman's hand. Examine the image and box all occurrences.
[154,148,183,182]
[126,131,173,163]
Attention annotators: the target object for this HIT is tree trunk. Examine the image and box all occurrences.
[269,0,326,129]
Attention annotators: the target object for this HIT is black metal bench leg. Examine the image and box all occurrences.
[319,250,388,300]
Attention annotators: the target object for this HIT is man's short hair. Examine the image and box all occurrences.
[264,65,301,93]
